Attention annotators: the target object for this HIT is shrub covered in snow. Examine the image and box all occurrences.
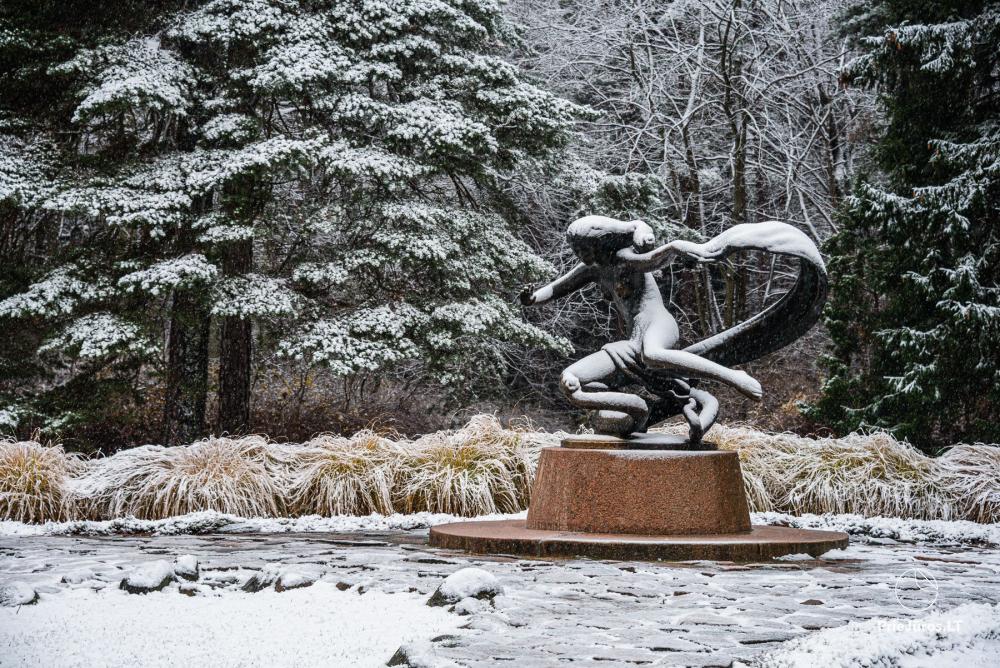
[936,444,1000,524]
[657,423,995,521]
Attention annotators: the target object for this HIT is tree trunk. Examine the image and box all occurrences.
[217,237,253,434]
[162,289,210,445]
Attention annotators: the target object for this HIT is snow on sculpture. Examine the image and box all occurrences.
[521,216,827,444]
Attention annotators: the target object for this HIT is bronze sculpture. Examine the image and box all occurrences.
[521,216,827,444]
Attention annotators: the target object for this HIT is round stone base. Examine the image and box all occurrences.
[429,520,849,562]
[526,447,752,535]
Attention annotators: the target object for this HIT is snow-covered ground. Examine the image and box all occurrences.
[739,602,1000,667]
[3,509,998,546]
[1,512,999,667]
[2,584,460,668]
[0,509,528,538]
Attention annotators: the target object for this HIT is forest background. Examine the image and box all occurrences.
[1,0,996,455]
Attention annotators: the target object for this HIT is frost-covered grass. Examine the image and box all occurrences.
[73,436,285,520]
[1,417,997,524]
[657,423,999,522]
[0,440,81,523]
[284,431,400,516]
[395,416,540,515]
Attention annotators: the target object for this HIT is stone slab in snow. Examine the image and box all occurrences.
[275,569,318,592]
[739,602,1000,668]
[120,560,175,594]
[427,568,503,607]
[2,516,999,666]
[61,568,97,585]
[0,582,38,607]
[241,563,281,593]
[173,555,199,581]
[387,641,461,668]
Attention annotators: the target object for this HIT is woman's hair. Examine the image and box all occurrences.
[566,216,655,264]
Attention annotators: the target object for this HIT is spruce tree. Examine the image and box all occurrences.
[0,0,576,445]
[807,0,1000,448]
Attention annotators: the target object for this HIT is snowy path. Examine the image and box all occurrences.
[1,524,999,667]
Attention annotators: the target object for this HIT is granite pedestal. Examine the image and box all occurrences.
[429,437,849,562]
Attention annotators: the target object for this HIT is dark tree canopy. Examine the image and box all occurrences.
[808,0,1000,448]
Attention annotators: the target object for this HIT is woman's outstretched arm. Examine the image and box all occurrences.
[520,262,595,305]
[614,242,684,273]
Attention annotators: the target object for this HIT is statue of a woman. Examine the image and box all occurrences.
[521,216,827,444]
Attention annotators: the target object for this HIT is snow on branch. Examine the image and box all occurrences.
[65,37,196,125]
[0,267,108,319]
[211,275,298,318]
[38,313,154,361]
[118,254,219,296]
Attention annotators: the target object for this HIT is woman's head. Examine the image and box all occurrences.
[566,216,655,265]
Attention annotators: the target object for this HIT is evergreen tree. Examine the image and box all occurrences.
[0,0,576,446]
[807,0,1000,448]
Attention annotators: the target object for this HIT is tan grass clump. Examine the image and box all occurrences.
[937,444,1000,523]
[77,436,283,519]
[0,440,82,522]
[285,430,400,516]
[395,415,537,516]
[655,423,951,519]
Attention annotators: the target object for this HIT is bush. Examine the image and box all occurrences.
[937,444,1000,524]
[658,423,962,519]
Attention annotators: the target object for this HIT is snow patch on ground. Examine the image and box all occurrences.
[0,582,461,668]
[121,560,174,591]
[741,602,1000,668]
[438,568,503,601]
[2,510,996,549]
[0,509,526,537]
[0,582,37,607]
[753,511,1000,546]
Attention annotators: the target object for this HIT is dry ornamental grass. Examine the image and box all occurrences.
[74,436,284,520]
[0,440,82,523]
[1,417,997,524]
[395,416,542,515]
[285,431,399,516]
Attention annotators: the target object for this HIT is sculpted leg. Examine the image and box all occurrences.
[561,350,649,435]
[642,324,762,400]
[670,381,718,444]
